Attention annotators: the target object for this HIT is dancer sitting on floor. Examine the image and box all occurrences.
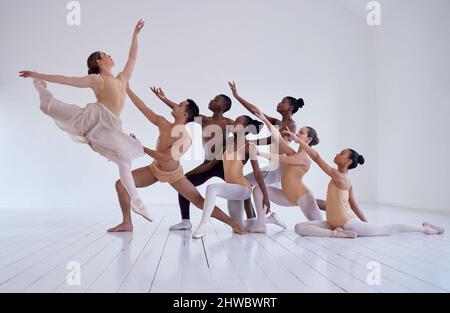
[283,129,444,238]
[192,116,271,239]
[19,20,152,222]
[109,85,244,234]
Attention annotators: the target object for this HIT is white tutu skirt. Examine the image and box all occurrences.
[48,98,144,163]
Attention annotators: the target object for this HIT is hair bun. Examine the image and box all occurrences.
[297,98,304,108]
[312,137,319,146]
[358,155,365,165]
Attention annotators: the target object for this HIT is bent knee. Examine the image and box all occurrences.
[115,179,124,191]
[205,184,220,196]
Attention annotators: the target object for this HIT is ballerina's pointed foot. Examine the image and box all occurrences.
[131,199,153,222]
[331,227,357,238]
[33,78,47,89]
[107,222,133,232]
[423,222,445,235]
[267,212,287,229]
[169,220,192,231]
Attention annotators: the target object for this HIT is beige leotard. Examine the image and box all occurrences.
[94,74,127,117]
[222,143,252,189]
[325,178,354,228]
[281,162,311,204]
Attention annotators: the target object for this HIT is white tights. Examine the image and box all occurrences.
[295,218,425,237]
[193,183,251,238]
[252,186,323,231]
[35,80,146,213]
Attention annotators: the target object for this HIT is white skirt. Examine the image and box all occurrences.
[49,98,144,163]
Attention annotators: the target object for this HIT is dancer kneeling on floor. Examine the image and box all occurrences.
[192,116,271,239]
[245,108,323,233]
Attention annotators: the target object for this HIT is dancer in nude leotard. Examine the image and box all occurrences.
[192,116,271,239]
[247,108,323,233]
[19,20,153,224]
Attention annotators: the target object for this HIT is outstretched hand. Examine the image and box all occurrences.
[150,86,166,100]
[134,19,145,35]
[228,81,238,97]
[283,127,307,146]
[19,71,36,78]
[281,127,296,140]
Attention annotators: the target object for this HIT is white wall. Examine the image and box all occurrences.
[0,0,375,207]
[374,0,450,212]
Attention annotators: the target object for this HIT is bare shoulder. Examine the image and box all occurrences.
[333,172,350,189]
[88,74,102,83]
[283,119,297,131]
[88,74,103,91]
[224,117,235,125]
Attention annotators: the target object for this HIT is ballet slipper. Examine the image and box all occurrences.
[266,212,287,229]
[422,222,445,235]
[192,223,207,239]
[169,220,192,231]
[131,199,153,222]
[33,78,47,89]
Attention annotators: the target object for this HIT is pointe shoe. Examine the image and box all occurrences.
[331,227,357,238]
[267,212,287,229]
[131,199,153,222]
[169,220,192,231]
[423,222,445,235]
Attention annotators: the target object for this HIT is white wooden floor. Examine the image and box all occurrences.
[0,203,449,293]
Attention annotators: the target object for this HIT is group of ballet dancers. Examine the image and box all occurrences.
[19,20,444,240]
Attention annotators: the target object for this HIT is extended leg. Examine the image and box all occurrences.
[192,183,251,239]
[33,79,83,120]
[173,161,224,230]
[109,166,158,232]
[343,218,444,236]
[170,178,244,235]
[294,221,357,238]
